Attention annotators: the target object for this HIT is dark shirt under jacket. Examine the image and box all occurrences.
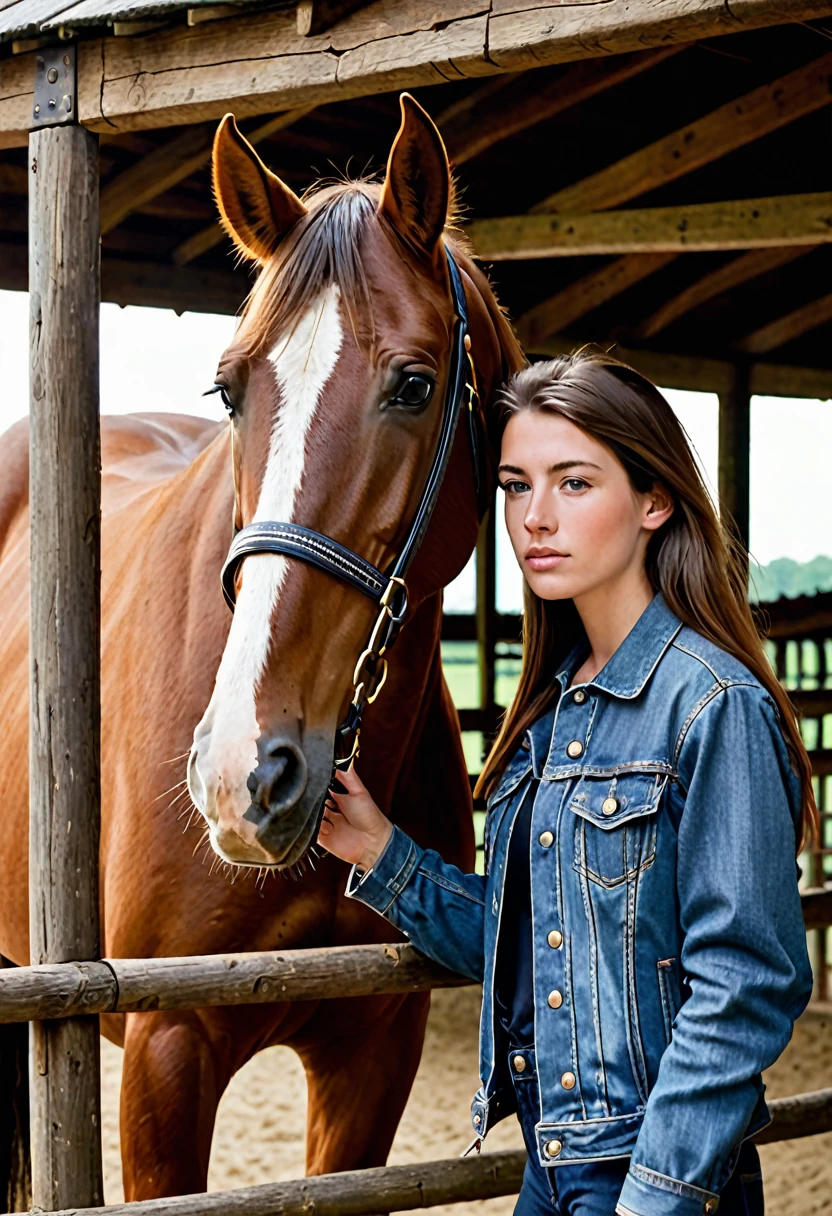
[494,779,539,1050]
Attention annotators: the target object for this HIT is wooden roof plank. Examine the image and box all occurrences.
[516,253,678,348]
[40,0,291,30]
[636,246,817,338]
[466,193,832,260]
[0,0,83,40]
[738,290,832,353]
[439,46,681,166]
[0,0,816,141]
[532,49,832,215]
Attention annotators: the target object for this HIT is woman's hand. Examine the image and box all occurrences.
[317,764,393,872]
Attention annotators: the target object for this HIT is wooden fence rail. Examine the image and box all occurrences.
[1,888,830,1026]
[25,1088,832,1216]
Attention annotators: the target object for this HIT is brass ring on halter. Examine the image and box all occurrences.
[368,608,393,658]
[365,658,388,705]
[335,732,360,769]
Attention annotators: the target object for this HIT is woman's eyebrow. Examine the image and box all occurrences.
[497,459,602,475]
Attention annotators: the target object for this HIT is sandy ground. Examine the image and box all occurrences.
[100,988,832,1216]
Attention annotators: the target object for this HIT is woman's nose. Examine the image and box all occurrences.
[524,494,556,534]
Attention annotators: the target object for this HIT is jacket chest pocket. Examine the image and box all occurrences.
[570,770,668,889]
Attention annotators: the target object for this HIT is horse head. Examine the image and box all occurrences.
[187,94,523,870]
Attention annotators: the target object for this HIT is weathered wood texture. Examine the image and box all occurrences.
[0,942,472,1024]
[517,253,677,348]
[637,247,815,338]
[296,0,367,36]
[532,50,832,214]
[27,1089,832,1216]
[739,288,832,354]
[0,886,829,1025]
[28,123,103,1213]
[718,362,751,562]
[5,0,832,143]
[465,193,832,260]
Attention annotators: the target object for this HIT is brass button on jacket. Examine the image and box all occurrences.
[538,830,554,848]
[547,989,563,1009]
[547,929,563,949]
[573,689,586,704]
[513,1054,526,1073]
[602,796,619,816]
[566,739,584,758]
[561,1071,576,1089]
[545,1139,563,1159]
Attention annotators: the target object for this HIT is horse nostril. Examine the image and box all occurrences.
[244,740,308,821]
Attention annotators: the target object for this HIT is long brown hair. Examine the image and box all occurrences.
[475,349,818,856]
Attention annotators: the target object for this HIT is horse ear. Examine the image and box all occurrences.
[378,94,450,254]
[212,114,307,264]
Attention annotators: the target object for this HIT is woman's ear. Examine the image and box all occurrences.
[643,482,675,532]
[378,93,450,255]
[212,114,307,264]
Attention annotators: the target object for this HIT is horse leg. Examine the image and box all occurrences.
[298,991,431,1176]
[120,1010,233,1200]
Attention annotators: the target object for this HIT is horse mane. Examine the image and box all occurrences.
[232,174,474,358]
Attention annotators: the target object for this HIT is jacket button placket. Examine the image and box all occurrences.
[533,684,589,1142]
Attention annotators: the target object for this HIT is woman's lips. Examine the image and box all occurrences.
[525,552,568,571]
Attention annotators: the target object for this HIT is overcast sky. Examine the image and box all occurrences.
[1,289,829,613]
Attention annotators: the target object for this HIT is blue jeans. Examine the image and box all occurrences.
[508,1047,765,1216]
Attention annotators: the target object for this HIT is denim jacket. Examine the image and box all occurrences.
[345,593,813,1216]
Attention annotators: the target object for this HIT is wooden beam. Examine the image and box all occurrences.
[636,247,816,338]
[16,1088,832,1216]
[437,47,681,167]
[163,107,313,264]
[738,289,832,353]
[532,50,832,214]
[527,336,832,399]
[517,253,677,348]
[0,1,827,144]
[296,0,368,36]
[28,123,103,1212]
[465,193,832,260]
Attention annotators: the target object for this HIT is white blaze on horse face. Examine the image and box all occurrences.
[189,286,343,844]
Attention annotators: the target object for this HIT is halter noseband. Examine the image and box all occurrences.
[220,248,485,770]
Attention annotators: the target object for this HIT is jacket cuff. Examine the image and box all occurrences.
[616,1164,720,1216]
[343,824,423,916]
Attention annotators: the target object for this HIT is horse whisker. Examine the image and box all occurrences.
[153,778,188,804]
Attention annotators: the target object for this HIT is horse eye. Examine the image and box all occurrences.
[203,383,236,416]
[392,374,434,409]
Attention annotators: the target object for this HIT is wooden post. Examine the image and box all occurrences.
[28,122,103,1212]
[718,360,751,576]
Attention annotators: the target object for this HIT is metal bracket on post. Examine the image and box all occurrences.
[32,43,76,127]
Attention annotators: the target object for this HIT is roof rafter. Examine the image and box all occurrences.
[532,49,832,215]
[635,246,817,338]
[738,291,832,353]
[516,254,678,349]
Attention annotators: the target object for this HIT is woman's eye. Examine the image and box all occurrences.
[500,479,530,495]
[564,477,589,492]
[391,374,434,409]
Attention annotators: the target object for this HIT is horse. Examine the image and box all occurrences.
[0,94,524,1200]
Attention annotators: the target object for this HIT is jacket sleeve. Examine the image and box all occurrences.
[616,682,814,1216]
[343,824,487,982]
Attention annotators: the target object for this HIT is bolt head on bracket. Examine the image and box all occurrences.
[33,43,76,127]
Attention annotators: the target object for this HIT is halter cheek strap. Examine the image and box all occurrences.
[220,247,483,769]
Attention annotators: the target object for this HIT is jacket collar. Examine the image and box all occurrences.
[524,593,683,777]
[565,591,683,700]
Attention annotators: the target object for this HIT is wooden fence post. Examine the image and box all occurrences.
[28,121,103,1212]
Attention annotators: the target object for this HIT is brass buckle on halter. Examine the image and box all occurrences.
[352,652,389,706]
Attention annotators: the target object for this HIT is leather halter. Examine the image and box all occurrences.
[220,248,485,770]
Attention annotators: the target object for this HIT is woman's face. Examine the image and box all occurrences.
[499,409,671,603]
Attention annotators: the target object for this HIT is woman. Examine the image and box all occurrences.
[317,350,816,1216]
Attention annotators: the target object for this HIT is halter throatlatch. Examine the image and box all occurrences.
[220,247,483,770]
